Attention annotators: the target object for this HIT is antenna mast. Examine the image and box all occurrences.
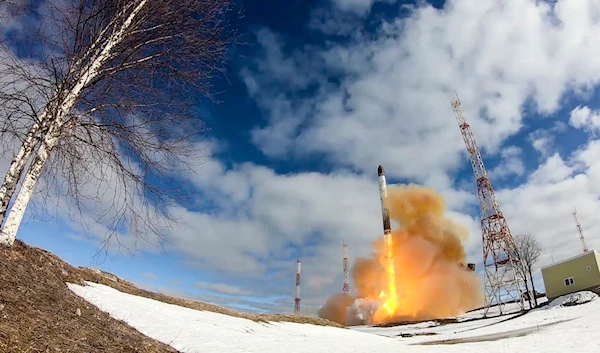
[572,207,589,252]
[294,260,301,315]
[451,96,525,317]
[343,243,350,294]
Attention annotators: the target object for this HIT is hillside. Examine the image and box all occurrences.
[68,281,600,352]
[0,240,180,352]
[0,240,340,352]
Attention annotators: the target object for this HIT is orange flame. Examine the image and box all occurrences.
[318,184,484,325]
[379,233,397,316]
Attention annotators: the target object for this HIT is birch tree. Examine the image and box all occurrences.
[510,234,543,307]
[513,234,543,307]
[0,0,233,246]
[0,43,55,225]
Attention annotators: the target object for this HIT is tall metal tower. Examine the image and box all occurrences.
[451,97,525,317]
[294,260,301,315]
[343,243,350,294]
[572,207,589,252]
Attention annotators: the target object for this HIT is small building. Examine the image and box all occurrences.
[541,250,600,300]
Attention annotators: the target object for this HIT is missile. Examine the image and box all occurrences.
[378,165,391,236]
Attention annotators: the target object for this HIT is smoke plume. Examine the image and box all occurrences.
[319,184,483,325]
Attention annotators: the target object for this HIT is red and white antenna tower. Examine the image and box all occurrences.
[294,260,301,315]
[572,207,589,253]
[343,243,350,294]
[451,96,525,317]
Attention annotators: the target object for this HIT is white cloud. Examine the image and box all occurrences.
[167,160,384,281]
[245,0,600,186]
[528,122,567,157]
[497,140,600,272]
[569,105,600,133]
[528,153,574,185]
[331,0,396,15]
[488,146,525,180]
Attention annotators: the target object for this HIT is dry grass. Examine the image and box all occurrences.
[77,267,344,328]
[0,238,342,353]
[0,240,178,353]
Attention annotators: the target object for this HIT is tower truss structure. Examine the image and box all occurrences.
[451,97,525,317]
[343,243,350,294]
[572,207,589,252]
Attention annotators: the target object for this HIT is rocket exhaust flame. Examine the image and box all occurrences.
[318,176,483,326]
[377,165,398,317]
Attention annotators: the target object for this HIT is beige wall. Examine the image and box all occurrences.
[541,251,600,299]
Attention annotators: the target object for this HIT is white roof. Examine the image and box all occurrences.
[541,249,599,270]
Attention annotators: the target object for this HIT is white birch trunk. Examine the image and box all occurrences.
[0,133,58,246]
[0,111,51,225]
[0,0,150,246]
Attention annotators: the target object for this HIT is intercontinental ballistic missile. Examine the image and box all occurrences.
[378,165,391,237]
[378,165,398,308]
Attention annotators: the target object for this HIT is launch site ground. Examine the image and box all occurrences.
[68,283,598,352]
[3,241,598,353]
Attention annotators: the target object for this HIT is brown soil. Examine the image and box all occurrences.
[0,240,178,353]
[0,239,343,352]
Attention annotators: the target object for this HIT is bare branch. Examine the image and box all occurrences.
[0,0,235,248]
[511,234,543,306]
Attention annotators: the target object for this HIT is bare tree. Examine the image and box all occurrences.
[0,0,234,247]
[0,0,28,18]
[512,234,543,307]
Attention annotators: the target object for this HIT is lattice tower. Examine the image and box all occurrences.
[572,208,589,252]
[451,97,525,317]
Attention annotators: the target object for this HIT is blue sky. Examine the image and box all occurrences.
[4,0,600,315]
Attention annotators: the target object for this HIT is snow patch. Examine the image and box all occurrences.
[548,291,598,308]
[68,282,600,352]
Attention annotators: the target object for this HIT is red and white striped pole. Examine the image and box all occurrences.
[294,260,301,314]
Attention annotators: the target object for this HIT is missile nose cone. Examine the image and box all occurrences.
[378,165,384,176]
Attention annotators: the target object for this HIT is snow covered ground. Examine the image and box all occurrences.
[68,282,599,353]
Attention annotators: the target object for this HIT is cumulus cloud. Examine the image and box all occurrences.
[570,106,600,133]
[488,146,525,180]
[528,122,567,157]
[497,141,600,269]
[244,0,600,187]
[165,159,384,287]
[331,0,396,15]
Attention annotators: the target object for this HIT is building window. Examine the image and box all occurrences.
[564,277,574,286]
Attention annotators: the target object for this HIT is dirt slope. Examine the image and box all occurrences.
[0,240,178,353]
[0,239,342,352]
